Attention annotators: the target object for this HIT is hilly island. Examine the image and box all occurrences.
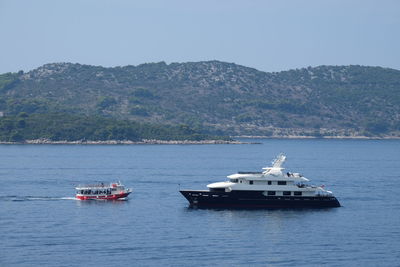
[0,61,399,142]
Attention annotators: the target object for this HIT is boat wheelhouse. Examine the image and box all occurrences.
[75,182,132,200]
[180,154,340,208]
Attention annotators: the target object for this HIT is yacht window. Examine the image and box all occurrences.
[294,191,302,196]
[249,181,253,185]
[267,191,276,196]
[283,191,291,196]
[240,180,242,183]
[231,179,238,183]
[278,181,287,185]
[267,181,271,185]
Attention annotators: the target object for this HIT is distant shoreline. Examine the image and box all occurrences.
[0,139,255,145]
[0,136,399,145]
[235,135,400,140]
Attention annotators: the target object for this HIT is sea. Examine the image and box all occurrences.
[1,139,399,266]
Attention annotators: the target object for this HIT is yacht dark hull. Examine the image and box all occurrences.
[180,190,341,208]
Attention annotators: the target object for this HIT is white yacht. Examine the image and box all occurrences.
[180,154,340,208]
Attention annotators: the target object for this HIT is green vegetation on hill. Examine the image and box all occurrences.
[0,113,227,142]
[0,61,399,138]
[0,72,20,91]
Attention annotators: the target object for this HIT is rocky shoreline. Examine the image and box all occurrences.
[0,135,399,145]
[0,139,253,145]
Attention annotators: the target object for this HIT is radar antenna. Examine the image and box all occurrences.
[262,153,286,174]
[272,153,286,168]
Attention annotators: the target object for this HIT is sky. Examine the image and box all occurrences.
[0,0,399,74]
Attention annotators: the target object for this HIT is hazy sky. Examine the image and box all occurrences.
[0,0,399,73]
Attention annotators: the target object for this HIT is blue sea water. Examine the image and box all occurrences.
[0,139,399,266]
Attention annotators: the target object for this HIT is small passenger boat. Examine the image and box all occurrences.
[75,182,132,200]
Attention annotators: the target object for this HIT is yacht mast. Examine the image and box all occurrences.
[272,153,286,168]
